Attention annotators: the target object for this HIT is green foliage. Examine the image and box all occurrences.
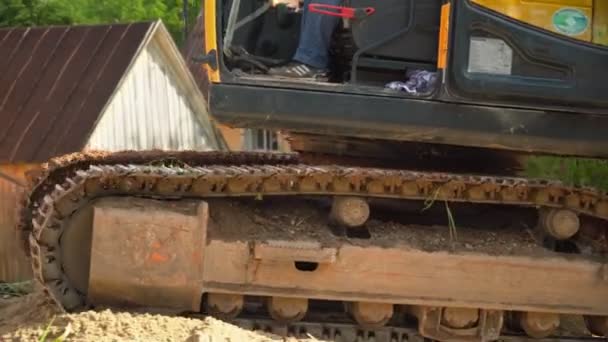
[0,0,72,26]
[0,0,201,45]
[526,156,608,191]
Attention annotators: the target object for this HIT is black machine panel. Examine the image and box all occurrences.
[349,0,442,64]
[445,0,608,110]
[223,0,301,62]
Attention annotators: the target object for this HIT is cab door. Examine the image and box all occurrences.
[443,0,608,111]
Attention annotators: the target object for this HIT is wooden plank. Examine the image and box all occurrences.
[203,239,608,315]
[0,164,35,282]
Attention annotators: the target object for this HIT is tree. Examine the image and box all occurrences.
[0,0,201,46]
[0,0,72,26]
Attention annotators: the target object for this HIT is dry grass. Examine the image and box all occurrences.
[423,187,458,244]
[0,281,33,298]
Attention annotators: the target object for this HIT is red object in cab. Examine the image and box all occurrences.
[308,4,375,19]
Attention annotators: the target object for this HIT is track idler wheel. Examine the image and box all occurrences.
[348,301,394,329]
[511,311,560,339]
[207,293,244,319]
[330,196,370,228]
[584,315,608,336]
[267,296,308,323]
[540,208,580,240]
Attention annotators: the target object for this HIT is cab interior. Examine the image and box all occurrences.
[217,0,608,110]
[220,0,443,97]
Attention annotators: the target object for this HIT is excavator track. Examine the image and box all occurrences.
[17,150,298,251]
[229,317,603,342]
[194,303,606,342]
[20,151,608,341]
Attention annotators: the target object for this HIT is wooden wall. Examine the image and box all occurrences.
[217,125,292,152]
[218,124,244,151]
[0,164,36,282]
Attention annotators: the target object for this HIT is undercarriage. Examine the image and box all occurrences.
[19,151,608,341]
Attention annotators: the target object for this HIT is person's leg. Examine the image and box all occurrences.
[269,0,342,78]
[293,0,342,69]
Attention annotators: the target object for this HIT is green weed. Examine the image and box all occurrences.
[38,317,72,342]
[445,200,458,243]
[422,187,458,244]
[37,317,55,342]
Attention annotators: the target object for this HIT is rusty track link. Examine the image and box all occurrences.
[17,150,298,250]
[22,152,608,318]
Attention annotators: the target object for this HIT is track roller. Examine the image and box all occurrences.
[512,311,560,339]
[441,307,479,329]
[207,293,244,319]
[540,208,580,240]
[348,301,394,329]
[409,306,503,341]
[330,196,370,228]
[267,296,308,323]
[584,315,608,336]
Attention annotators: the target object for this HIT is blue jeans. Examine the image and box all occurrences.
[293,0,342,69]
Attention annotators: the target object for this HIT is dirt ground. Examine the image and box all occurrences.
[0,290,320,342]
[0,290,592,341]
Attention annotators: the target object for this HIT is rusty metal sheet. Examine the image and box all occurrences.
[0,22,154,164]
[0,29,26,79]
[0,27,12,44]
[9,25,110,162]
[88,197,207,312]
[254,240,337,263]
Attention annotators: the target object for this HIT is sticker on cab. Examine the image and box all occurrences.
[552,8,589,36]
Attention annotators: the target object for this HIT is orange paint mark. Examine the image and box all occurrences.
[191,251,202,263]
[150,252,169,263]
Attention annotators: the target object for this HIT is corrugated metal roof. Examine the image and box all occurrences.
[182,14,210,100]
[0,21,156,163]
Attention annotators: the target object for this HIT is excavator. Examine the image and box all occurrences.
[20,0,608,341]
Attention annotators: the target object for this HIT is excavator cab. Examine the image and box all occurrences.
[215,0,608,106]
[204,0,608,163]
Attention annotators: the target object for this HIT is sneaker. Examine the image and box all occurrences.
[268,62,328,80]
